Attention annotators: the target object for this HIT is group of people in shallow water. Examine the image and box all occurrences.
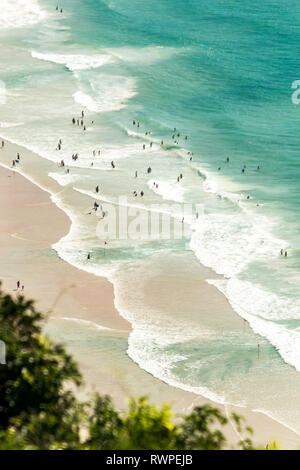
[71,110,94,132]
[280,249,288,257]
[1,108,279,262]
[217,157,261,174]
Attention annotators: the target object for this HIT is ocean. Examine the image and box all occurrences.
[1,0,300,432]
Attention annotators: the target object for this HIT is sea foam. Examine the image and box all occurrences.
[31,51,114,71]
[0,0,46,30]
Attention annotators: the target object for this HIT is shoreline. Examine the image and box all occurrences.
[0,141,299,449]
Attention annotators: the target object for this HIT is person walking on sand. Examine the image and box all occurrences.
[135,170,138,178]
[1,140,4,148]
[96,185,99,193]
[17,281,20,289]
[285,251,288,257]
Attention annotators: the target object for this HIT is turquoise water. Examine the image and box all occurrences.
[1,0,300,431]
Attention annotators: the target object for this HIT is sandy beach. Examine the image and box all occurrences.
[0,140,299,449]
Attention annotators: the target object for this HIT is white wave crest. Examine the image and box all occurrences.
[73,75,137,112]
[147,179,186,203]
[0,0,46,30]
[31,51,114,71]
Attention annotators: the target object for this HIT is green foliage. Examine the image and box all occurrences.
[0,286,82,448]
[231,412,254,450]
[86,394,123,449]
[176,405,228,450]
[119,397,178,450]
[0,286,255,450]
